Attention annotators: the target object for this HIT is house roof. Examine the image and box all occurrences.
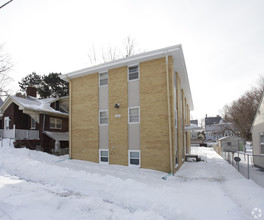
[60,44,194,111]
[205,116,222,126]
[43,131,69,141]
[0,96,68,117]
[218,136,244,141]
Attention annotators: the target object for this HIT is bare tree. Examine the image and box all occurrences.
[0,45,12,97]
[87,36,139,65]
[0,0,13,10]
[123,35,136,57]
[223,75,264,140]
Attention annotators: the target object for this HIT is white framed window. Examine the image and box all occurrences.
[260,133,264,154]
[128,150,140,166]
[174,109,177,128]
[99,149,109,163]
[50,118,62,129]
[99,72,108,87]
[4,117,10,130]
[99,110,108,125]
[128,65,139,81]
[128,106,140,124]
[31,117,36,129]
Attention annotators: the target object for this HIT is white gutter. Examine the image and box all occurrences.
[165,51,173,174]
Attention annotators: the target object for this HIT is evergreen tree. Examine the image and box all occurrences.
[19,72,69,98]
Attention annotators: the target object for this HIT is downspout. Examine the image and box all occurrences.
[165,51,173,174]
[66,75,72,159]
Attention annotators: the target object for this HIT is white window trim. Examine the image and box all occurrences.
[50,118,62,130]
[128,150,140,167]
[99,149,109,164]
[128,106,140,124]
[99,110,108,126]
[31,117,36,129]
[99,71,108,87]
[127,64,140,82]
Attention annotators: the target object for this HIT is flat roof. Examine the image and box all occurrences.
[61,45,194,110]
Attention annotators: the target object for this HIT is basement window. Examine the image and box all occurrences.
[128,65,139,81]
[99,149,109,163]
[99,72,108,86]
[128,107,140,124]
[129,150,140,166]
[99,110,108,125]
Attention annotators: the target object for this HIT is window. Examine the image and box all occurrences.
[31,118,36,129]
[128,107,140,124]
[99,110,108,125]
[99,72,108,86]
[50,118,62,129]
[99,149,109,163]
[174,109,177,128]
[260,133,264,154]
[129,150,140,166]
[128,65,139,81]
[227,142,231,147]
[4,117,10,130]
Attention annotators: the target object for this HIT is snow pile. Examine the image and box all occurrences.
[0,146,263,220]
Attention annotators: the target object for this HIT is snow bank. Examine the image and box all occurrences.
[0,146,263,220]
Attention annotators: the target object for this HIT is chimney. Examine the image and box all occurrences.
[26,86,37,97]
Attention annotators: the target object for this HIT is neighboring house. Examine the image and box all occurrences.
[190,119,198,125]
[61,45,194,173]
[205,115,237,141]
[218,136,245,153]
[186,122,204,145]
[0,98,3,129]
[251,91,264,169]
[0,87,69,154]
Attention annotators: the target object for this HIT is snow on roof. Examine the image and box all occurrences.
[218,136,244,141]
[2,96,68,117]
[185,124,203,131]
[43,131,69,141]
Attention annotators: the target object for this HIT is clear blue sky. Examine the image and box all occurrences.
[1,0,264,121]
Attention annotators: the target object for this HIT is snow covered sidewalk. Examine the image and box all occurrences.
[0,146,263,220]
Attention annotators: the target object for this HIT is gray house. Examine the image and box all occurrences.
[218,136,245,153]
[251,91,264,169]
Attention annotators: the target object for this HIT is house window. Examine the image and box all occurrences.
[260,133,264,154]
[175,109,177,128]
[99,110,108,125]
[31,118,36,129]
[129,150,140,166]
[128,107,140,124]
[99,72,108,86]
[50,118,62,129]
[99,149,109,163]
[128,65,139,81]
[227,142,231,147]
[4,117,10,129]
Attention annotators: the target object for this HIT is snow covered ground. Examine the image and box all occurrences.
[0,145,264,220]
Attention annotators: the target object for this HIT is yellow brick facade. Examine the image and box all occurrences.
[140,57,171,172]
[108,66,128,166]
[69,56,191,173]
[70,74,99,162]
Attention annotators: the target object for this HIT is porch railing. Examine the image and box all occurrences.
[0,129,39,140]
